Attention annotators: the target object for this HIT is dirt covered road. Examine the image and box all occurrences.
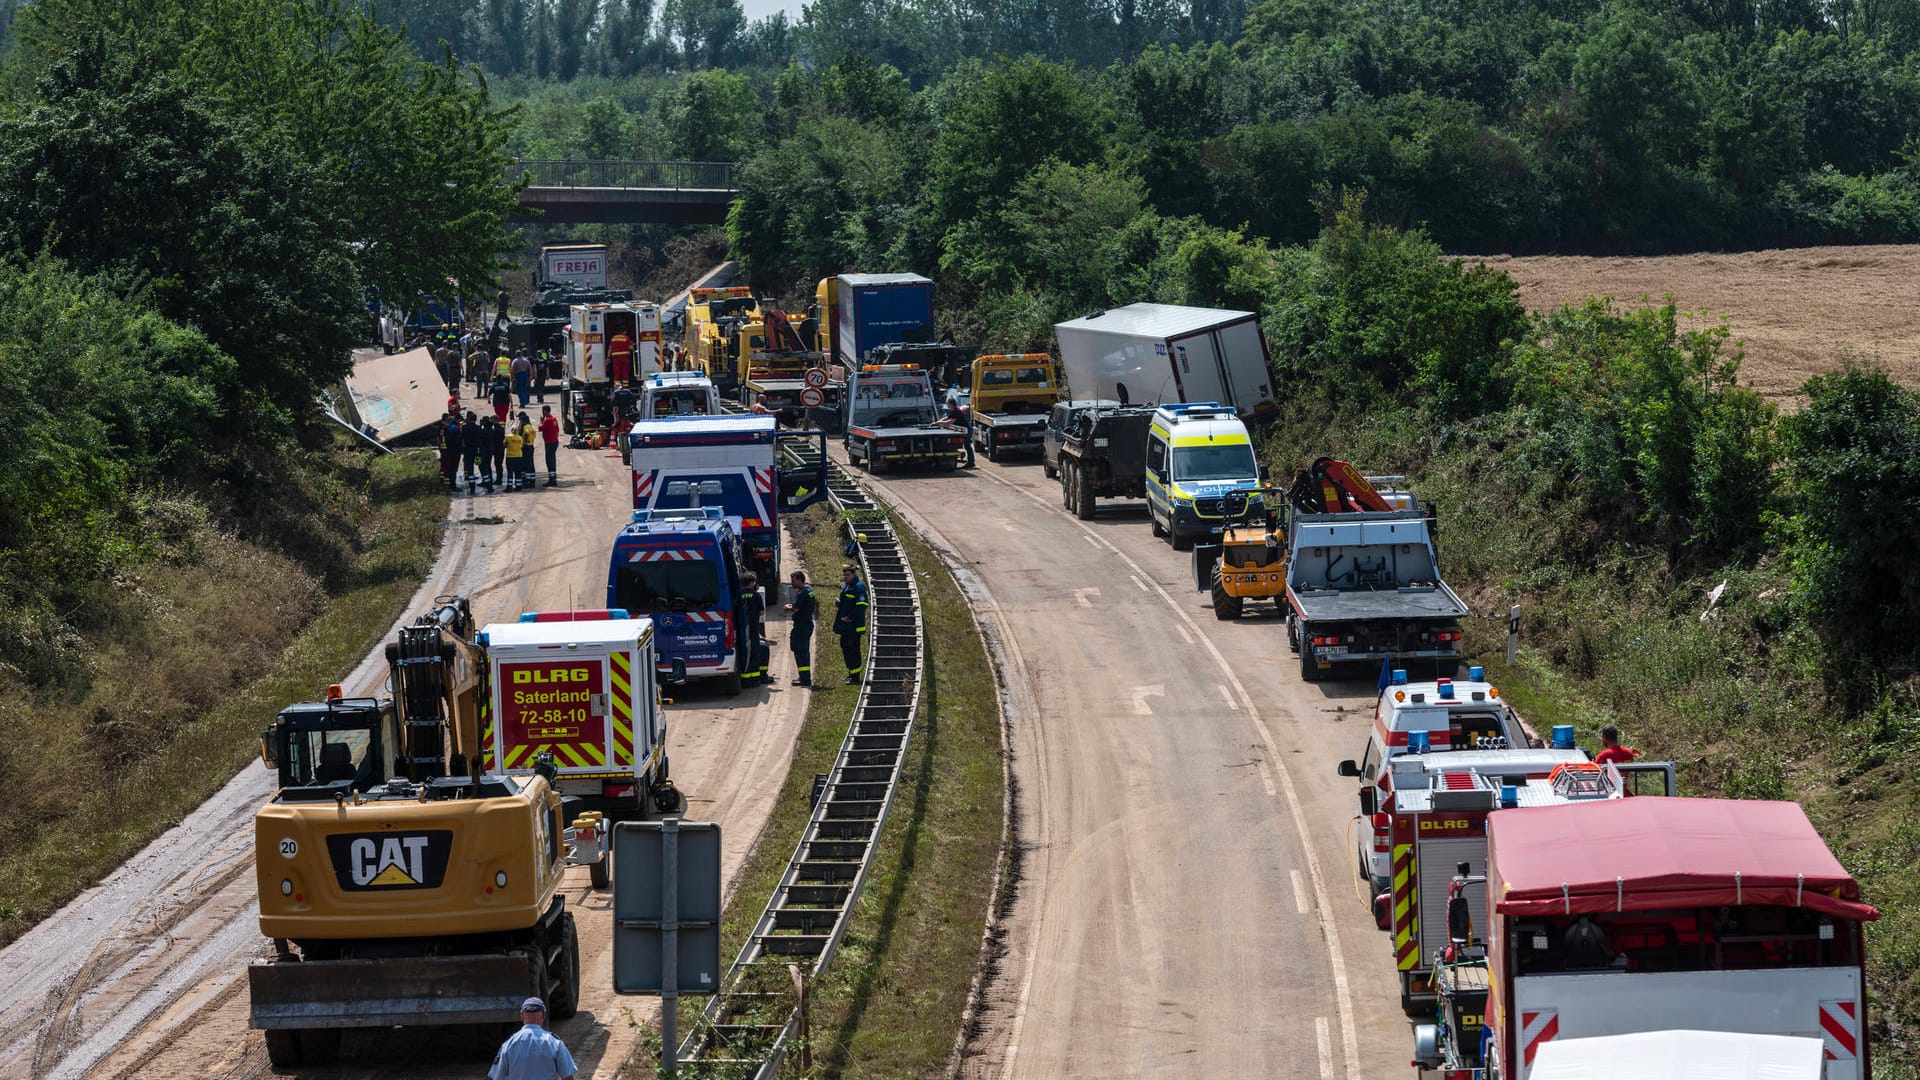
[1477,244,1920,402]
[0,374,809,1080]
[845,449,1408,1079]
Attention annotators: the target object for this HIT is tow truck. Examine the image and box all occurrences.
[739,309,845,424]
[965,353,1062,460]
[843,363,966,472]
[1415,797,1876,1078]
[1283,458,1468,681]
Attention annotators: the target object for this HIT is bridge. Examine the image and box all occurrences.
[509,159,738,224]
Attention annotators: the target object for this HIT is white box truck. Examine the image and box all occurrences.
[1053,303,1276,419]
[478,611,675,816]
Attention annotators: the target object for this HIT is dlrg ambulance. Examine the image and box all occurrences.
[478,611,677,816]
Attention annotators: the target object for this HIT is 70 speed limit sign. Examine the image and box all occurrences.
[803,367,829,389]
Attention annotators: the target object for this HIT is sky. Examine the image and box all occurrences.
[741,0,805,20]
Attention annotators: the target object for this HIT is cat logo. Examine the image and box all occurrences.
[325,830,453,891]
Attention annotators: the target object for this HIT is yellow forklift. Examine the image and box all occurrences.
[1191,489,1287,619]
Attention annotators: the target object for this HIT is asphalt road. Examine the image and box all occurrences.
[846,448,1410,1079]
[0,373,810,1080]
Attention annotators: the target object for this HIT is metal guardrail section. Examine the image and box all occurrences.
[510,159,738,191]
[678,439,922,1077]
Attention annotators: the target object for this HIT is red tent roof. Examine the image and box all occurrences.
[1488,798,1877,922]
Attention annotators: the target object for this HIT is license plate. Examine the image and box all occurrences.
[1319,646,1349,655]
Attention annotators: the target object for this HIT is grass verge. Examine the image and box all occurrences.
[0,446,448,941]
[622,499,1005,1078]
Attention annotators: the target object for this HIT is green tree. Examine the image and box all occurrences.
[656,68,759,159]
[663,0,745,69]
[929,57,1107,245]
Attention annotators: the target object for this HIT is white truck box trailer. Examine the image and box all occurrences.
[1053,303,1276,419]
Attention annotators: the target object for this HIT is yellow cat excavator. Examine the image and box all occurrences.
[247,597,604,1066]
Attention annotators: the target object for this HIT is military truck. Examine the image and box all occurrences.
[1056,404,1155,520]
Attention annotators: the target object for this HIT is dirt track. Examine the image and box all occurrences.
[1476,244,1920,402]
[0,370,808,1080]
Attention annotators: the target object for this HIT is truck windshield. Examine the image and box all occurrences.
[1172,443,1257,482]
[646,390,710,416]
[613,561,722,613]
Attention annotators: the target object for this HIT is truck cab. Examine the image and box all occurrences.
[638,371,721,419]
[967,353,1061,460]
[684,286,759,394]
[606,512,752,696]
[843,364,966,472]
[629,414,829,581]
[1144,403,1264,550]
[1043,399,1119,479]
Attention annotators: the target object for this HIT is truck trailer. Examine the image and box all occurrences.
[831,273,934,368]
[1053,303,1276,419]
[535,243,610,290]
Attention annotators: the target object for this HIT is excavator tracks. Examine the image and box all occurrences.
[677,441,920,1077]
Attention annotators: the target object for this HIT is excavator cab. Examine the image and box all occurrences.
[260,693,396,796]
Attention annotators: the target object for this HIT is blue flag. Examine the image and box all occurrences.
[1377,653,1394,693]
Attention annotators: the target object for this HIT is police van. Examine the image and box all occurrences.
[1143,403,1265,550]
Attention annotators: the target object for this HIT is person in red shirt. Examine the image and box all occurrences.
[1593,724,1642,766]
[608,333,633,385]
[539,405,562,488]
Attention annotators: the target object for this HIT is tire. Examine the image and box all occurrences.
[985,440,1000,462]
[1073,465,1096,521]
[1060,462,1073,510]
[1400,980,1424,1020]
[589,853,611,890]
[721,673,744,697]
[1151,513,1167,539]
[263,1029,303,1067]
[548,913,581,1020]
[1171,529,1194,552]
[562,414,576,436]
[1211,572,1243,620]
[1300,645,1324,683]
[1044,459,1057,479]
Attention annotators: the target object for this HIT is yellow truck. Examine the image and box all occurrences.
[685,285,759,395]
[966,353,1061,461]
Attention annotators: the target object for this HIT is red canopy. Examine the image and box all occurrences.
[1488,798,1878,922]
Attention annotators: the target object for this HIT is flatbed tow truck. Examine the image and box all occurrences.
[842,362,965,472]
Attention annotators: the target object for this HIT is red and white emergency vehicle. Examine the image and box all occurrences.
[1414,797,1876,1079]
[563,301,663,434]
[477,611,675,816]
[1386,757,1674,1015]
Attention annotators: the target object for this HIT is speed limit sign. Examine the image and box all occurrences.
[799,387,825,407]
[803,367,828,388]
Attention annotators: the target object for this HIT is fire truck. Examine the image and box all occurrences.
[1386,758,1674,1016]
[1415,797,1877,1079]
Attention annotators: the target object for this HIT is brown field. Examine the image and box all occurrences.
[1473,244,1920,403]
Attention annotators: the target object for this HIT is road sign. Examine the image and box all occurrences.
[803,367,828,388]
[800,387,825,407]
[614,818,720,1078]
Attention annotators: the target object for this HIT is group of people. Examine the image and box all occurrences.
[719,563,868,693]
[437,401,563,493]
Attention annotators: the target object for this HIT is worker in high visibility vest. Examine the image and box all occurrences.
[608,332,634,385]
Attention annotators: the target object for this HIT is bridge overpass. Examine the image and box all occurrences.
[510,159,738,224]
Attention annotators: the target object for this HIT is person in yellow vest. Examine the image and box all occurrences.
[503,422,525,490]
[492,353,512,381]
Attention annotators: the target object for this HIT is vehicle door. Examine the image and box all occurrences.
[1145,430,1170,522]
[775,430,830,511]
[1615,761,1678,797]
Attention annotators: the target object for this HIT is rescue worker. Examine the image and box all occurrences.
[486,414,507,490]
[1594,725,1642,766]
[468,344,490,397]
[785,570,815,688]
[438,412,461,490]
[608,331,634,386]
[490,373,512,423]
[503,420,524,490]
[460,410,485,491]
[511,350,533,407]
[738,572,767,687]
[943,383,975,468]
[539,405,561,487]
[488,997,576,1080]
[492,351,512,382]
[517,412,538,490]
[833,564,868,685]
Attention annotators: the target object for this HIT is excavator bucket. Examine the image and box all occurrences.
[248,951,538,1029]
[1192,543,1223,593]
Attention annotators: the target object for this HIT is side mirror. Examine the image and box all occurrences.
[1337,759,1361,778]
[1259,463,1271,482]
[259,731,278,769]
[669,658,688,685]
[1359,789,1377,817]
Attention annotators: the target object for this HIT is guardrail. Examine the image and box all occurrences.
[676,434,922,1077]
[510,159,738,190]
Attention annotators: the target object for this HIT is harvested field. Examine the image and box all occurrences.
[1475,245,1920,403]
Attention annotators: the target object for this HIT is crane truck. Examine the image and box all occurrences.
[247,598,674,1065]
[1414,797,1876,1079]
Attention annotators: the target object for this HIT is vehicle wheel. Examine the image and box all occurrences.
[1300,646,1324,683]
[1171,529,1194,552]
[1400,982,1423,1020]
[1073,467,1096,521]
[1060,463,1073,510]
[549,913,581,1020]
[263,1029,303,1067]
[652,781,683,814]
[562,414,576,436]
[722,673,744,697]
[1211,572,1243,620]
[1044,460,1057,479]
[986,440,1000,462]
[1151,514,1167,539]
[301,1028,341,1065]
[1285,615,1300,653]
[589,852,611,890]
[857,450,870,472]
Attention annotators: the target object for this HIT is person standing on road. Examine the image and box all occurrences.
[943,383,975,469]
[534,349,550,403]
[438,412,461,490]
[488,997,576,1080]
[503,421,525,491]
[833,564,868,685]
[486,415,507,491]
[785,570,816,688]
[511,351,533,407]
[608,331,634,386]
[517,412,538,490]
[490,374,512,423]
[540,405,561,487]
[461,410,484,492]
[468,344,490,398]
[1593,725,1643,766]
[738,572,767,688]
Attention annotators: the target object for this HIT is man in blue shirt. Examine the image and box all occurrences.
[488,997,576,1080]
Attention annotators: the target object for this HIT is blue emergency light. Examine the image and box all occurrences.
[1408,731,1431,753]
[1391,669,1409,686]
[1437,678,1455,699]
[1501,785,1519,808]
[1551,724,1576,749]
[1468,665,1485,681]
